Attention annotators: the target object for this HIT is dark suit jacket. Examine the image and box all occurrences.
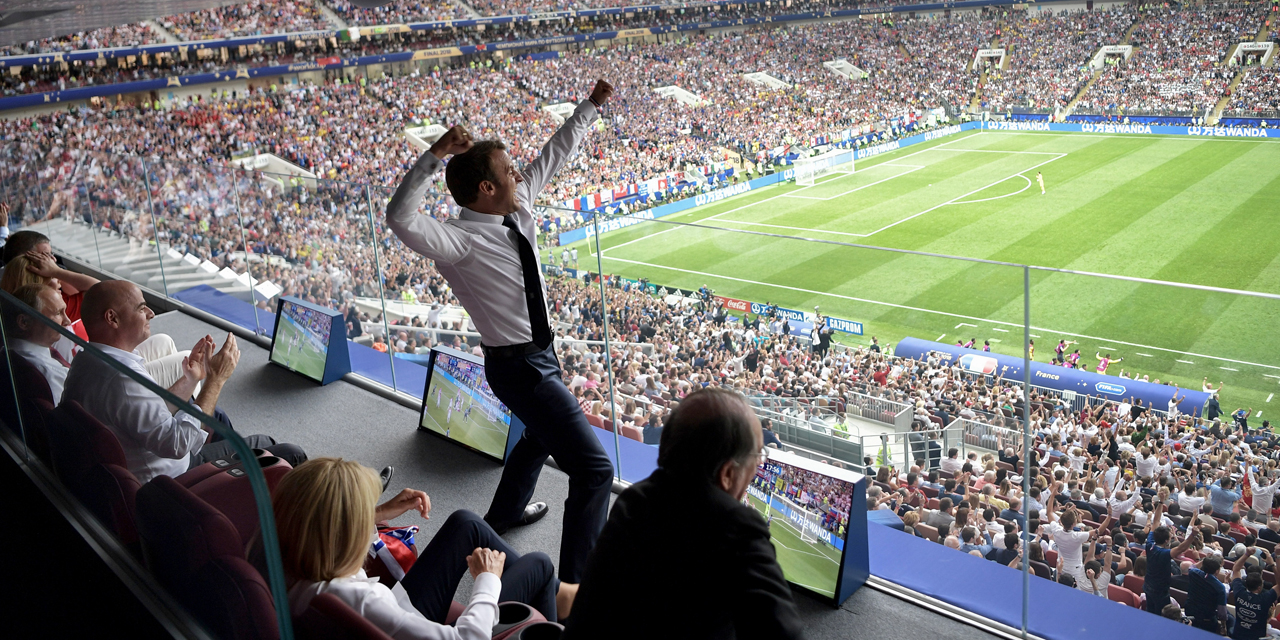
[563,469,805,640]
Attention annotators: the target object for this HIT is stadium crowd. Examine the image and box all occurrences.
[980,7,1137,113]
[1075,6,1261,115]
[159,0,333,40]
[1226,66,1280,118]
[0,24,161,56]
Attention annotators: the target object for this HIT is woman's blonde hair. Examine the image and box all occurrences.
[0,256,48,294]
[272,457,380,582]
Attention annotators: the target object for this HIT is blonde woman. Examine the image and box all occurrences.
[277,458,569,638]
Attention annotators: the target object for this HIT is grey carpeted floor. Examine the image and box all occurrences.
[151,310,1000,640]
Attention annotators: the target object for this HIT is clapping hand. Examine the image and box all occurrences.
[207,334,240,382]
[181,335,216,384]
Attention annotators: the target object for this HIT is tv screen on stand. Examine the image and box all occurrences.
[268,297,350,385]
[746,447,868,605]
[419,346,526,463]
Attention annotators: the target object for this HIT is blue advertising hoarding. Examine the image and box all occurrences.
[893,337,1211,416]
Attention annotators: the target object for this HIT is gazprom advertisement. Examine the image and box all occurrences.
[893,337,1211,416]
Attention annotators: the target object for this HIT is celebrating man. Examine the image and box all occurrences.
[386,80,615,585]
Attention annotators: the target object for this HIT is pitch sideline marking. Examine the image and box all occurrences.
[597,256,1280,372]
[1267,393,1274,402]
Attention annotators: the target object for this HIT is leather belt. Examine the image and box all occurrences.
[481,341,547,359]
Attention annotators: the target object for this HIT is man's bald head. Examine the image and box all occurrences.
[658,387,761,485]
[81,281,153,350]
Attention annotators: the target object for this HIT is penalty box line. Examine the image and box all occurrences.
[714,152,1068,239]
[592,132,984,257]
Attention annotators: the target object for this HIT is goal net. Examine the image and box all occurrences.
[777,493,822,544]
[792,148,855,187]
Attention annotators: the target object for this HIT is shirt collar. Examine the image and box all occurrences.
[458,207,504,224]
[91,342,146,365]
[11,338,56,359]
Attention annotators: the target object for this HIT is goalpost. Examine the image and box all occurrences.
[792,148,855,187]
[776,494,823,545]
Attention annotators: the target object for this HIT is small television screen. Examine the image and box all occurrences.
[746,448,863,602]
[270,299,333,382]
[419,347,524,462]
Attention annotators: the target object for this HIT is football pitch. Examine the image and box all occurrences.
[577,130,1280,414]
[421,374,510,459]
[746,492,843,598]
[270,318,327,382]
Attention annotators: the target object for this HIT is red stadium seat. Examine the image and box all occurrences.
[136,476,280,640]
[186,456,294,547]
[1030,561,1053,580]
[1122,574,1144,595]
[492,602,547,640]
[585,413,604,429]
[920,486,939,499]
[0,351,54,462]
[1045,550,1058,567]
[916,523,939,542]
[1108,585,1142,608]
[926,498,940,510]
[88,462,143,552]
[296,593,393,640]
[620,425,643,442]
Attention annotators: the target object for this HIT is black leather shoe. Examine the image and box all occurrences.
[380,466,394,493]
[512,502,549,528]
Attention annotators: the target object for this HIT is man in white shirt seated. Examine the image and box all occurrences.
[4,284,73,399]
[62,281,306,484]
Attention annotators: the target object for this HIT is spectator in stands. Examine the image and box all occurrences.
[564,387,803,639]
[1211,477,1243,518]
[1229,547,1280,639]
[62,281,305,483]
[761,417,782,448]
[1185,555,1226,632]
[2,284,72,398]
[1145,509,1200,615]
[941,448,963,473]
[276,458,571,637]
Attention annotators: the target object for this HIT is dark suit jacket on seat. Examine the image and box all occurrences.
[562,468,805,640]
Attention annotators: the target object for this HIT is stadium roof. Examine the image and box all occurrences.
[0,0,235,48]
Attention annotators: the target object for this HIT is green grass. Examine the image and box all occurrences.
[270,317,328,382]
[421,373,510,459]
[572,130,1280,415]
[746,492,843,597]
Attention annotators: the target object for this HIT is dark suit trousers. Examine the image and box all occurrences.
[482,344,613,583]
[402,510,557,621]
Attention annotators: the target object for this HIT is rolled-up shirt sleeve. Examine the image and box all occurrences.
[386,150,471,266]
[519,99,599,204]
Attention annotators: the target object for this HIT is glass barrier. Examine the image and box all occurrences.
[0,286,294,639]
[7,140,1280,637]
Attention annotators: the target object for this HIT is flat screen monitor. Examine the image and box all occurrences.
[269,297,350,385]
[418,346,526,463]
[747,447,868,605]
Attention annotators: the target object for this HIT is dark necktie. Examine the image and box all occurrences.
[502,215,552,349]
[50,348,71,368]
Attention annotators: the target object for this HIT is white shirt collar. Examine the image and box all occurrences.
[10,338,57,359]
[90,342,147,366]
[458,207,504,224]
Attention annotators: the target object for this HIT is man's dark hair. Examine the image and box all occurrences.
[948,448,958,458]
[1201,556,1222,576]
[2,230,50,265]
[938,498,953,511]
[1160,603,1183,620]
[760,417,772,430]
[657,387,757,482]
[444,140,507,207]
[1247,573,1264,592]
[1153,526,1171,546]
[1004,532,1019,550]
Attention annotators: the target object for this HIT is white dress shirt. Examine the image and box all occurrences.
[1249,468,1280,515]
[289,569,500,640]
[61,342,205,483]
[11,338,69,400]
[386,99,599,347]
